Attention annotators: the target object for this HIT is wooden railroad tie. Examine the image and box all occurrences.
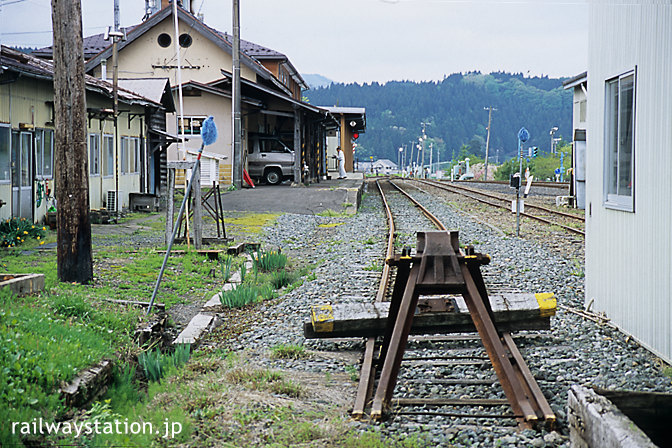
[306,230,556,428]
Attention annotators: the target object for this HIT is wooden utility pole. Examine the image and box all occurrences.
[232,0,242,189]
[51,0,93,283]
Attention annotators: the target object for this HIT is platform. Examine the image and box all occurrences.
[216,174,365,215]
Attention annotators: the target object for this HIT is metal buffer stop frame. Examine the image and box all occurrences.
[369,231,556,428]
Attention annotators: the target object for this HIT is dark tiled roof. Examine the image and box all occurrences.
[0,45,163,108]
[34,25,286,61]
[34,25,140,59]
[215,30,286,60]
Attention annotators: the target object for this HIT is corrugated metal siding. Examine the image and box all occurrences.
[586,1,672,363]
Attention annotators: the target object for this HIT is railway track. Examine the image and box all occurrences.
[352,179,555,430]
[454,179,570,191]
[409,178,585,237]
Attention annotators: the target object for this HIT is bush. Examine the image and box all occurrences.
[0,218,47,247]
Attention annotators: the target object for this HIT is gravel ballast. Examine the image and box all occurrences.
[219,180,672,447]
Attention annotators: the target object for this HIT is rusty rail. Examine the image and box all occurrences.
[412,178,585,236]
[351,180,396,419]
[354,179,555,429]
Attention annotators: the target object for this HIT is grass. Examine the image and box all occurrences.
[67,350,430,447]
[270,344,307,360]
[317,209,349,217]
[225,367,303,397]
[138,344,191,383]
[220,283,274,308]
[253,249,287,272]
[364,261,383,272]
[221,212,280,234]
[571,258,585,277]
[662,366,672,380]
[0,288,140,447]
[269,270,298,289]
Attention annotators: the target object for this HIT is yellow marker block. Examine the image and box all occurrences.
[536,292,557,317]
[311,304,334,332]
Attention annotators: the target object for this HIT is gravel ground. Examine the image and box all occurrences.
[221,179,672,447]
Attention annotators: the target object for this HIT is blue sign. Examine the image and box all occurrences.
[554,168,561,175]
[518,127,530,143]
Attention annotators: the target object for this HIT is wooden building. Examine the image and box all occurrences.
[0,46,172,223]
[35,3,343,186]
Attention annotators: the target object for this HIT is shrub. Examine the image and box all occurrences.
[0,218,47,247]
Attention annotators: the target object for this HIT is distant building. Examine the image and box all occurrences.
[584,2,672,363]
[357,159,398,175]
[563,72,587,210]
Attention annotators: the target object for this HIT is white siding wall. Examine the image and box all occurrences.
[586,1,672,363]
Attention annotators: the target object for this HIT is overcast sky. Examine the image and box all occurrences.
[0,0,588,83]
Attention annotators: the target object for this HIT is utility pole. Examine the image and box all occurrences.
[483,106,496,181]
[420,122,426,178]
[51,0,93,283]
[111,0,121,221]
[232,0,242,189]
[428,142,433,176]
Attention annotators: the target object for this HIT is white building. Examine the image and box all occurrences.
[585,2,672,363]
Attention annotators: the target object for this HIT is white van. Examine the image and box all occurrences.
[247,134,295,185]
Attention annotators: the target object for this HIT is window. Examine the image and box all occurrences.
[179,33,192,48]
[89,133,100,175]
[132,138,141,173]
[34,129,54,179]
[121,137,129,174]
[604,70,636,211]
[121,136,141,174]
[178,116,207,135]
[103,134,114,176]
[0,125,10,182]
[157,33,171,48]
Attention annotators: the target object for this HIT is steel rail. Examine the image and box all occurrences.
[423,179,583,222]
[411,178,585,237]
[388,180,447,231]
[351,180,397,419]
[453,179,570,189]
[361,179,555,429]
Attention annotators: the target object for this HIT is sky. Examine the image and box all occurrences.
[0,0,588,84]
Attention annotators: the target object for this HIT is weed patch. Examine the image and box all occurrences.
[220,284,274,308]
[138,344,191,383]
[270,344,306,360]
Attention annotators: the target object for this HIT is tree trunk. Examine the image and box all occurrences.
[51,0,93,283]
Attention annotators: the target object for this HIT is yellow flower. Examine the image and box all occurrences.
[23,231,28,234]
[42,227,46,231]
[31,225,35,228]
[16,236,20,239]
[39,241,45,245]
[37,236,41,240]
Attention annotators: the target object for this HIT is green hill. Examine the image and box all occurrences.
[304,72,572,165]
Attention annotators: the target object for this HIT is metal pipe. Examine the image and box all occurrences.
[147,141,204,315]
